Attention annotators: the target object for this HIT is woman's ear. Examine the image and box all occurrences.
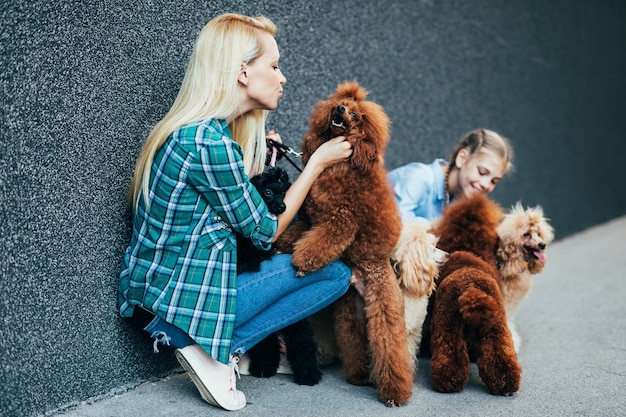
[238,63,248,86]
[455,148,469,168]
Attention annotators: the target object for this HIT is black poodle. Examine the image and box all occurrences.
[236,166,291,274]
[238,166,322,386]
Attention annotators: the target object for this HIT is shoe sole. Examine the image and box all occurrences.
[175,349,245,411]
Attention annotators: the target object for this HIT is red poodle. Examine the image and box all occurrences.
[429,194,521,395]
[275,81,412,406]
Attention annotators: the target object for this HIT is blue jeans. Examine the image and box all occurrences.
[141,254,350,355]
[231,254,351,355]
[144,313,195,352]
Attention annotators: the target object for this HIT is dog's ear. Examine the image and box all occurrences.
[310,99,333,132]
[250,173,264,189]
[267,167,281,181]
[393,223,439,297]
[278,168,289,185]
[359,101,390,147]
[350,130,379,172]
[349,100,390,172]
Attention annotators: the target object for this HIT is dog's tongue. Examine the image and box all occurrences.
[533,251,545,262]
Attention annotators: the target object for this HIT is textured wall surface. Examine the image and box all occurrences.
[1,1,625,416]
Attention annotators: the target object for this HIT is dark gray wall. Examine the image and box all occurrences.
[1,1,624,416]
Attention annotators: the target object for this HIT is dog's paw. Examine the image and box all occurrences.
[292,365,322,386]
[430,351,470,393]
[291,251,323,275]
[377,381,413,407]
[248,359,279,379]
[385,399,399,408]
[480,356,521,396]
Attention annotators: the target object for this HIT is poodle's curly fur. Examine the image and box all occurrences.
[246,319,322,386]
[496,202,554,352]
[275,81,412,406]
[429,194,521,395]
[311,219,448,375]
[390,219,448,372]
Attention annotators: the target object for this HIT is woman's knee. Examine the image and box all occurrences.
[323,260,351,294]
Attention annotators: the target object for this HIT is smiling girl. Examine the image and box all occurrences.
[389,129,514,221]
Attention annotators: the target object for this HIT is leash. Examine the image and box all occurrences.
[266,138,303,172]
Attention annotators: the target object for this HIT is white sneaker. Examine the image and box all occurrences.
[175,345,246,411]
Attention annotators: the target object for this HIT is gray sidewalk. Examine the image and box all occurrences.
[52,216,626,417]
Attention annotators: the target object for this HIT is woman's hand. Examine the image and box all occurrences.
[266,129,282,144]
[307,136,353,171]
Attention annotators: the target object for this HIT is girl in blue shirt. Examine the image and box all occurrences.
[119,14,353,411]
[389,129,514,222]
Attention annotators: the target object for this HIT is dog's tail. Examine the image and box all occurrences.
[458,285,501,328]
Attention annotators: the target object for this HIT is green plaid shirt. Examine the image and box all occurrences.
[118,118,277,363]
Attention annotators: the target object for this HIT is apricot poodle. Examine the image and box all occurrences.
[390,219,448,372]
[275,81,412,406]
[429,194,521,395]
[310,219,448,374]
[496,202,554,352]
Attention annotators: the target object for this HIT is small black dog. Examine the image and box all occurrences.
[236,167,290,274]
[238,166,322,386]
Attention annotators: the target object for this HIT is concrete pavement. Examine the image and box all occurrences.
[50,216,626,417]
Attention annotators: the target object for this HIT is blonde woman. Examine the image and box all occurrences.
[389,128,514,221]
[118,14,353,411]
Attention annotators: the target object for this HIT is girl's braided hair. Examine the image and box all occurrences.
[447,129,514,173]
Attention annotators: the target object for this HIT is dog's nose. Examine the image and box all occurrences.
[539,243,546,250]
[337,105,345,113]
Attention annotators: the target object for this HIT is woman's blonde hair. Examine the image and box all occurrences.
[448,128,514,173]
[129,13,277,209]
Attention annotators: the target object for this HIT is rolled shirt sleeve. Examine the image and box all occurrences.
[185,121,277,250]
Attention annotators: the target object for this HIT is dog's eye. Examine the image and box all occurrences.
[391,261,401,276]
[350,112,357,119]
[263,190,273,197]
[523,232,530,237]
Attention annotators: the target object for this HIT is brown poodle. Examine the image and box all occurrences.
[311,219,448,376]
[275,81,412,406]
[391,219,448,373]
[496,202,554,352]
[429,194,521,395]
